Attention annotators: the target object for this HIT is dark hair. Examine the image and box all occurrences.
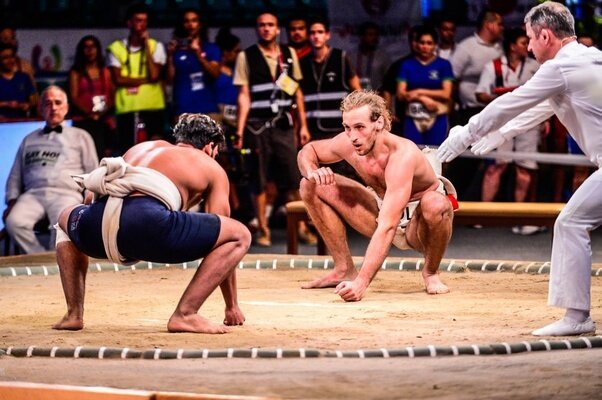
[0,23,16,33]
[287,17,307,29]
[172,113,225,149]
[255,9,279,26]
[309,16,330,32]
[125,2,149,21]
[437,17,456,27]
[173,8,204,40]
[408,24,422,44]
[358,21,379,36]
[0,42,16,54]
[415,25,438,44]
[503,27,527,55]
[476,9,499,31]
[71,35,105,74]
[215,28,240,52]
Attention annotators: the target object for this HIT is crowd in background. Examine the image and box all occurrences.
[1,2,599,253]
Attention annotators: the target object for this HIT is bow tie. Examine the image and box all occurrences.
[43,125,63,134]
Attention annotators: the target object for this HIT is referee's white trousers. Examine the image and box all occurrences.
[549,167,602,310]
[4,188,82,254]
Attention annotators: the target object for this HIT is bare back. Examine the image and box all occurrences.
[123,140,230,213]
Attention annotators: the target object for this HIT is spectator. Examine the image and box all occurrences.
[396,25,454,146]
[286,17,312,61]
[436,18,457,61]
[69,35,116,159]
[300,17,360,180]
[451,9,504,122]
[380,25,420,136]
[301,17,360,141]
[475,28,543,235]
[349,22,391,91]
[166,8,221,122]
[448,9,503,200]
[3,85,98,254]
[0,24,36,87]
[107,2,166,154]
[215,29,241,130]
[214,28,251,218]
[0,42,36,119]
[233,11,313,247]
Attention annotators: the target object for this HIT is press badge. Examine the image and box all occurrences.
[190,72,204,91]
[275,72,298,96]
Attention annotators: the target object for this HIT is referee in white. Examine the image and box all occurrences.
[438,1,602,336]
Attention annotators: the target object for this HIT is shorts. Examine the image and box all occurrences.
[495,126,540,170]
[370,178,455,250]
[67,196,221,263]
[244,117,301,193]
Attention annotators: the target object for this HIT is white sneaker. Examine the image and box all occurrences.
[512,225,546,235]
[532,317,596,336]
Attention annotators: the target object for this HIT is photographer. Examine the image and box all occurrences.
[166,8,221,123]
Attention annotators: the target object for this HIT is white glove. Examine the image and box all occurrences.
[437,125,475,163]
[471,130,507,156]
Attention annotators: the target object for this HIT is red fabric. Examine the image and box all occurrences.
[448,194,459,211]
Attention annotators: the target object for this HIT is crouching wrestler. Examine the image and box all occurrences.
[52,113,251,334]
[297,90,457,301]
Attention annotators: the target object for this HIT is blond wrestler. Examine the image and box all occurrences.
[297,90,457,301]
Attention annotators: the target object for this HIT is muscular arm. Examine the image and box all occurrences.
[203,162,231,217]
[359,156,410,283]
[297,135,346,181]
[203,160,243,324]
[336,152,413,301]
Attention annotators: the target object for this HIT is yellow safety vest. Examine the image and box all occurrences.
[108,39,165,114]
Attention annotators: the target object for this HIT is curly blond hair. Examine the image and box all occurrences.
[340,90,391,131]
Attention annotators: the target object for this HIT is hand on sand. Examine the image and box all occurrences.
[224,305,245,326]
[334,279,367,302]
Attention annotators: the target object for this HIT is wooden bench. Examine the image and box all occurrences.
[453,201,565,228]
[285,201,565,255]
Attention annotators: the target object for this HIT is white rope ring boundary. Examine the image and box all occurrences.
[2,336,601,359]
[2,257,601,277]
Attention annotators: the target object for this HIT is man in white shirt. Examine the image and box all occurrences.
[448,10,503,200]
[438,2,602,336]
[451,9,503,118]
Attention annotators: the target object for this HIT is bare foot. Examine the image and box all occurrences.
[302,269,358,289]
[167,313,230,334]
[52,314,84,331]
[423,272,450,294]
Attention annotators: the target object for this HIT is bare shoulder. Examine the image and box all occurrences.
[385,134,421,163]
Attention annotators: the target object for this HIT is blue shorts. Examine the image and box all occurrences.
[68,196,221,263]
